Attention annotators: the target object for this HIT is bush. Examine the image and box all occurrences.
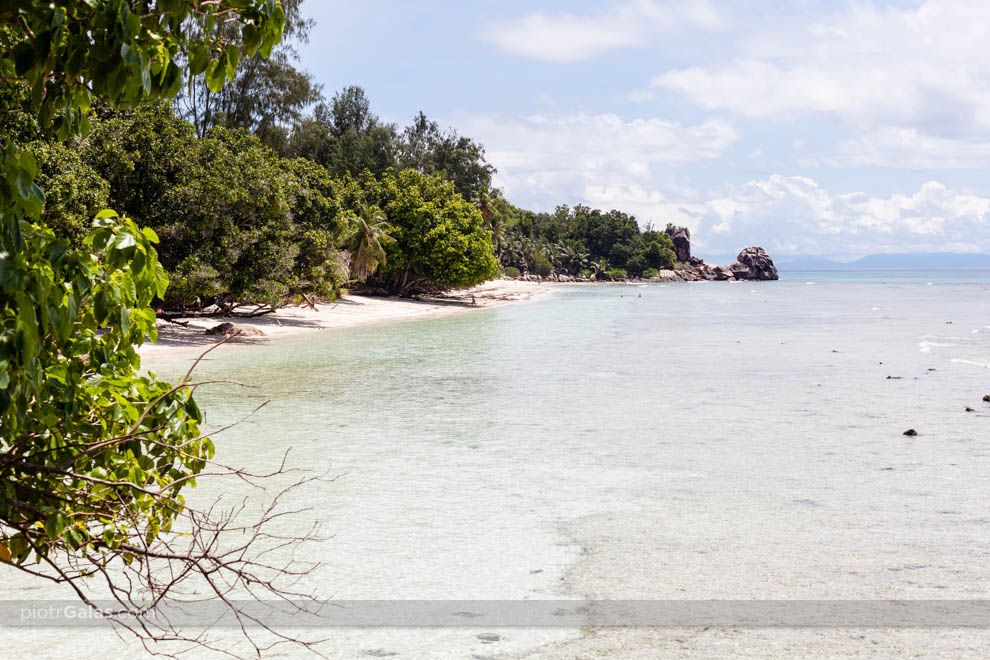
[608,268,628,279]
[502,265,521,278]
[642,268,660,279]
[529,252,553,277]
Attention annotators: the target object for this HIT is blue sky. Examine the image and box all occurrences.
[299,1,990,260]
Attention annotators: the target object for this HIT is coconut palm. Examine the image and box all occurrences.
[345,203,389,281]
[471,187,505,253]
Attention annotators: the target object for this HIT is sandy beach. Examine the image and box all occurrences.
[139,279,547,356]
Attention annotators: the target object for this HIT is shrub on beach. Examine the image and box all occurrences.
[642,268,660,279]
[502,266,521,278]
[608,268,628,279]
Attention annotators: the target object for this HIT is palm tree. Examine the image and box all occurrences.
[471,187,505,253]
[345,203,389,281]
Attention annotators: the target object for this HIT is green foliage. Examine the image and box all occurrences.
[82,104,348,308]
[287,88,496,202]
[0,0,285,570]
[502,266,521,278]
[501,203,679,275]
[400,111,495,200]
[0,212,211,563]
[25,140,109,246]
[288,86,399,178]
[353,169,498,294]
[0,1,285,141]
[345,203,389,282]
[176,0,320,145]
[642,268,660,279]
[607,268,628,280]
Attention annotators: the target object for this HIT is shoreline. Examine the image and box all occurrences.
[139,279,548,356]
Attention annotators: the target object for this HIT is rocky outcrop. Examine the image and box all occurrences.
[729,247,779,281]
[665,225,692,262]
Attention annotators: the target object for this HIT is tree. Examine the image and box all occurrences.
[288,86,400,177]
[345,202,389,281]
[0,2,323,652]
[471,186,505,253]
[82,104,349,310]
[355,169,498,295]
[400,111,495,200]
[174,0,321,147]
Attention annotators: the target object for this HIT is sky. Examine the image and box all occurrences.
[299,0,990,260]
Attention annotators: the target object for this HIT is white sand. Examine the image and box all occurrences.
[139,279,547,356]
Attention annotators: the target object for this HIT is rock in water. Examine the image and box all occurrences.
[729,247,780,281]
[665,225,692,262]
[903,429,918,437]
[984,395,990,402]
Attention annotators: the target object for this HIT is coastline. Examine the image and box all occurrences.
[139,279,548,356]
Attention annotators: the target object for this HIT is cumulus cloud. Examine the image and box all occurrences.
[482,0,721,63]
[455,111,737,218]
[649,0,990,168]
[682,176,990,258]
[653,1,990,125]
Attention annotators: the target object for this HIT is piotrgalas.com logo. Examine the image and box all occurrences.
[18,604,156,624]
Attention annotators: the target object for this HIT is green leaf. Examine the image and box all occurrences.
[44,512,68,540]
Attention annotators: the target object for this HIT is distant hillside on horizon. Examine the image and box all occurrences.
[778,253,990,271]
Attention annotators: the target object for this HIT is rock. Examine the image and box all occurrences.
[984,395,990,402]
[664,225,692,262]
[205,322,266,338]
[730,247,779,281]
[656,269,679,282]
[205,322,237,336]
[713,265,735,281]
[477,634,503,643]
[903,429,918,437]
[558,274,572,282]
[966,407,976,412]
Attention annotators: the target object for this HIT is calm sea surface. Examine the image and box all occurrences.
[5,270,990,657]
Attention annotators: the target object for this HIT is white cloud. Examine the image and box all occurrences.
[456,111,737,220]
[649,0,990,168]
[686,176,990,258]
[457,109,990,258]
[653,1,990,125]
[836,127,990,169]
[482,0,721,63]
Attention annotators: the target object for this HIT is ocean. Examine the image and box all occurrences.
[5,271,990,658]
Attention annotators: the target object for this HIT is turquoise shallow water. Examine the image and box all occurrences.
[4,277,990,657]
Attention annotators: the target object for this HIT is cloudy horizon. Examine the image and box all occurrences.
[301,0,990,261]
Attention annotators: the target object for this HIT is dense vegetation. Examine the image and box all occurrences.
[0,0,293,631]
[496,201,679,279]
